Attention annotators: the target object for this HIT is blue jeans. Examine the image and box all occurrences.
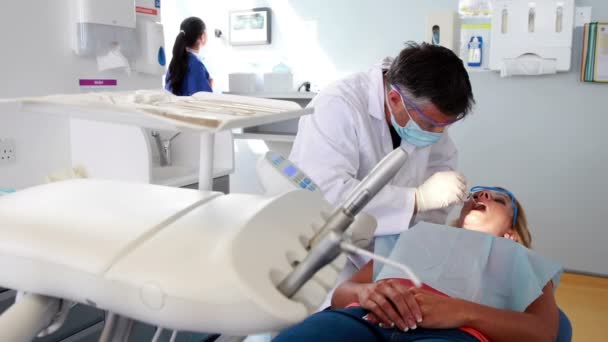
[272,307,479,342]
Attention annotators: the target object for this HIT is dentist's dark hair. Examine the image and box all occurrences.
[167,17,206,96]
[387,41,475,118]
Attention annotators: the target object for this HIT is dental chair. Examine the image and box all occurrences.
[0,148,389,341]
[0,178,347,340]
[0,146,573,342]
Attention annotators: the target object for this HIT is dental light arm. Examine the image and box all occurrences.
[277,147,409,297]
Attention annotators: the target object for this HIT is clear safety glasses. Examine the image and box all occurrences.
[469,186,518,227]
[391,84,465,128]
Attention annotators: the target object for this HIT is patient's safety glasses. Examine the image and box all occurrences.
[469,186,518,227]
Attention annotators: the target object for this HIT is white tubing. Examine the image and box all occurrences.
[340,241,422,287]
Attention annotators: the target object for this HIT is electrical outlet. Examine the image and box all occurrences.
[0,138,16,165]
[575,7,592,27]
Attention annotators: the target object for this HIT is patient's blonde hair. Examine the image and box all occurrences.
[510,194,532,248]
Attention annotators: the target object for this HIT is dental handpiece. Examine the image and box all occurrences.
[277,147,409,298]
[309,147,410,246]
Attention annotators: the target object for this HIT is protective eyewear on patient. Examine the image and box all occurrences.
[391,84,465,128]
[469,186,518,227]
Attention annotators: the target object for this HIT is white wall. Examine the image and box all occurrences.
[165,0,460,91]
[451,71,608,276]
[0,0,162,189]
[170,0,607,275]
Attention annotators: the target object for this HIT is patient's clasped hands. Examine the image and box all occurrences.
[359,279,468,332]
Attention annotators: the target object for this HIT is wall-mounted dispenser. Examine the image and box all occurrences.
[489,0,575,76]
[134,0,165,75]
[134,20,166,75]
[72,0,138,59]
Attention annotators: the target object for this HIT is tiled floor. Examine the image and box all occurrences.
[555,273,608,341]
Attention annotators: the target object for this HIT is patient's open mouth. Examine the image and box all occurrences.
[472,202,487,212]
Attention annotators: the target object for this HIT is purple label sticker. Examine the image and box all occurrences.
[79,79,118,87]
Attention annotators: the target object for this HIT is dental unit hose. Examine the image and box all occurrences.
[340,241,421,287]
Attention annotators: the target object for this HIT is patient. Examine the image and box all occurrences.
[274,186,562,342]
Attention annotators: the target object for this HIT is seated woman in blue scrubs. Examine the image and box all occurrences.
[274,187,569,342]
[165,17,213,96]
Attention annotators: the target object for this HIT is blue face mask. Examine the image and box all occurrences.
[386,89,443,148]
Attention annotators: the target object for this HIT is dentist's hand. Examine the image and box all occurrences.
[415,171,467,212]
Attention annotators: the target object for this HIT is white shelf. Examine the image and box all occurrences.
[465,67,492,73]
[17,91,311,133]
[10,90,312,191]
[151,166,233,188]
[233,132,296,143]
[224,92,316,100]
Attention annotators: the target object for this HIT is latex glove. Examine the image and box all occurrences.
[415,171,467,212]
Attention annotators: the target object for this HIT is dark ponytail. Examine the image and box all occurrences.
[167,17,206,95]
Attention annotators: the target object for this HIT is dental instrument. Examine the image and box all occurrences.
[277,146,410,297]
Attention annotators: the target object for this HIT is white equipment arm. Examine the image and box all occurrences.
[0,293,60,341]
[0,180,341,336]
[0,148,408,339]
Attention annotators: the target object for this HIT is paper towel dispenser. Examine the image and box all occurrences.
[489,0,575,76]
[72,0,137,58]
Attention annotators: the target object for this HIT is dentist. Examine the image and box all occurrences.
[289,42,475,282]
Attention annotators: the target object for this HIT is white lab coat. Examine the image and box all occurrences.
[290,66,458,236]
[289,65,459,310]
